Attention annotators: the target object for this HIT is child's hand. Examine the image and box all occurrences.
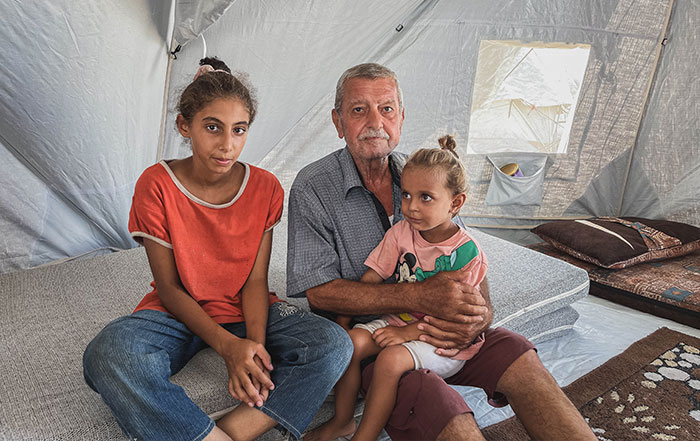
[220,336,275,407]
[373,326,415,348]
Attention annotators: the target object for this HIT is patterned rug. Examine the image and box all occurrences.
[482,327,700,441]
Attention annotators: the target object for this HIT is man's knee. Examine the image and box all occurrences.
[497,348,552,394]
[376,369,471,440]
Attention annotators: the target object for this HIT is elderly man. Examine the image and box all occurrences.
[287,63,595,441]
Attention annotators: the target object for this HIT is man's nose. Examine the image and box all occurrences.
[367,107,383,129]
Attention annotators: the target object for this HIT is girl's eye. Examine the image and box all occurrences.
[401,192,411,199]
[233,127,246,135]
[420,194,432,201]
[206,124,219,132]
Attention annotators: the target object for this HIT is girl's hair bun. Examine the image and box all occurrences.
[199,56,231,73]
[438,135,459,158]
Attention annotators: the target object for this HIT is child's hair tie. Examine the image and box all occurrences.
[193,64,230,80]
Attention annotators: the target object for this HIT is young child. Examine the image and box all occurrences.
[305,135,487,441]
[83,57,352,441]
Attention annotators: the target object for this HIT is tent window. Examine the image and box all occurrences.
[467,40,590,155]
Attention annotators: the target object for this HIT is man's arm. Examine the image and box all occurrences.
[306,267,488,323]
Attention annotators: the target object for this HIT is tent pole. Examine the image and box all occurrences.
[616,0,675,216]
[157,38,176,162]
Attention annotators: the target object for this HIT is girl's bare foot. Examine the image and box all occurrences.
[303,417,356,441]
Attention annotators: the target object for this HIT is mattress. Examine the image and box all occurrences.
[528,242,700,328]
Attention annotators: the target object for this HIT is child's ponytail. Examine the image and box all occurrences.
[405,135,469,195]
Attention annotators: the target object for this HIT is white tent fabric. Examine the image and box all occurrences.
[172,0,236,48]
[0,0,698,273]
[0,0,172,272]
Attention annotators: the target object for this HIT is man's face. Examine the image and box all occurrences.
[332,77,405,163]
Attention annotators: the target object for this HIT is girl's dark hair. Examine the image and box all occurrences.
[404,135,469,195]
[177,57,258,124]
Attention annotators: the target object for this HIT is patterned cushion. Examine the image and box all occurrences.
[532,217,700,269]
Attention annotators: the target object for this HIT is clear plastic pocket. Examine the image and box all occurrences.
[484,155,548,206]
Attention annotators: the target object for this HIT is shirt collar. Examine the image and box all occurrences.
[340,146,404,196]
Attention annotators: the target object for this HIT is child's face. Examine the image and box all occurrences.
[401,166,464,238]
[176,97,250,176]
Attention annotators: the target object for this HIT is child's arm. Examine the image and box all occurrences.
[336,314,352,331]
[142,238,273,408]
[240,229,275,400]
[372,321,424,348]
[360,268,385,283]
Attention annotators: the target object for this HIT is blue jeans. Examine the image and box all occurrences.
[83,303,352,440]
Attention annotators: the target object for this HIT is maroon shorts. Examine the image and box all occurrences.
[360,327,535,441]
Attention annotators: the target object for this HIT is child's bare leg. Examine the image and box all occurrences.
[305,329,381,441]
[352,345,415,441]
[216,405,277,441]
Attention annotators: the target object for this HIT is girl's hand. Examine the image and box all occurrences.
[221,336,274,407]
[373,326,415,348]
[250,355,272,402]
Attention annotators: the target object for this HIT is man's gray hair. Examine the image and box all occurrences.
[334,63,403,113]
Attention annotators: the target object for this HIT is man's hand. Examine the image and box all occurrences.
[417,272,492,353]
[419,266,488,323]
[220,336,275,408]
[417,316,485,356]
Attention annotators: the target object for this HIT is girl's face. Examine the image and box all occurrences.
[401,166,465,242]
[176,97,250,176]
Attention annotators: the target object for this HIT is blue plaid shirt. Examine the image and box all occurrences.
[287,147,405,302]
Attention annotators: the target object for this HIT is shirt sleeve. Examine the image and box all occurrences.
[128,167,172,249]
[286,183,342,298]
[264,176,284,232]
[456,248,488,287]
[364,225,400,280]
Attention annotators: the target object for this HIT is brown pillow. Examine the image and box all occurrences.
[531,217,700,269]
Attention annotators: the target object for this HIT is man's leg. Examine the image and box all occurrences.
[495,349,596,441]
[361,364,472,440]
[444,327,595,441]
[436,414,485,441]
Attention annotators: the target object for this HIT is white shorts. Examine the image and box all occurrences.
[354,318,465,378]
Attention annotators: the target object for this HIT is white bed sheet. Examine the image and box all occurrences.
[461,296,700,428]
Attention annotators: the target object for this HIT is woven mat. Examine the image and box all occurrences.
[483,327,700,440]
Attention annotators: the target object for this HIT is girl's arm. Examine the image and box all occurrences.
[239,229,275,400]
[142,238,273,408]
[241,229,274,346]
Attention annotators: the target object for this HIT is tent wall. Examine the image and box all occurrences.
[0,1,172,273]
[622,0,700,227]
[162,0,684,237]
[0,0,697,274]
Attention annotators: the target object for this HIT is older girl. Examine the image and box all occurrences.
[83,57,351,441]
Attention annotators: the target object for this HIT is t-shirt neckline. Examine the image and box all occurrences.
[410,221,463,248]
[158,160,250,209]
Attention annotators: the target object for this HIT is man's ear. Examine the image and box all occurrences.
[331,109,344,139]
[176,114,191,138]
[451,192,467,215]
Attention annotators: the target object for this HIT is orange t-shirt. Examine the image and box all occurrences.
[128,160,283,324]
